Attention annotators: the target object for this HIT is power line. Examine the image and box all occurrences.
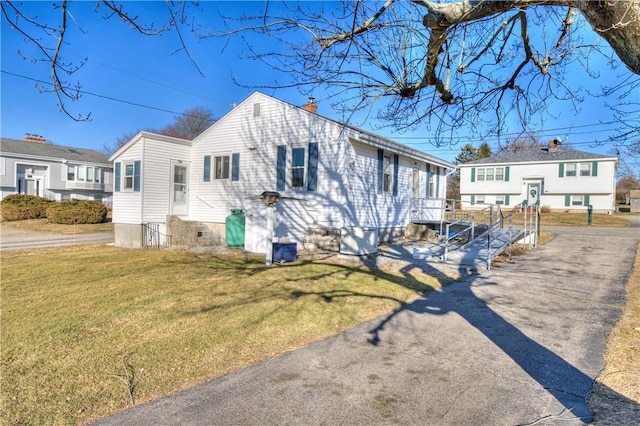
[1,69,221,119]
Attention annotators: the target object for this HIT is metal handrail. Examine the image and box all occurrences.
[142,223,172,249]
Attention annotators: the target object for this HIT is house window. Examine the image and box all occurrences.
[215,156,230,179]
[383,155,392,193]
[124,162,135,190]
[412,169,420,198]
[67,165,76,181]
[476,195,485,204]
[292,147,306,188]
[580,163,591,176]
[475,167,504,182]
[485,168,495,181]
[571,195,584,206]
[495,195,505,205]
[77,166,86,182]
[173,164,188,202]
[566,163,577,177]
[87,167,94,183]
[429,175,435,198]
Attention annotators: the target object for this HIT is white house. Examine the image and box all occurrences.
[458,139,618,213]
[110,92,455,252]
[0,136,113,205]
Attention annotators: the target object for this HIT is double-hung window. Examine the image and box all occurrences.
[565,163,577,177]
[495,167,504,181]
[580,163,591,176]
[485,168,495,181]
[67,165,76,181]
[412,169,420,198]
[124,162,135,190]
[383,155,392,193]
[476,168,485,181]
[292,147,306,188]
[215,156,230,180]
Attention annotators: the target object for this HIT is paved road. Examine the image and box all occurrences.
[0,225,114,251]
[92,223,640,426]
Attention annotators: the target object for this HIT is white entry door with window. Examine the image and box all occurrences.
[170,163,189,216]
[527,182,541,207]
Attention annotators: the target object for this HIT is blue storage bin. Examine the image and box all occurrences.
[273,242,297,263]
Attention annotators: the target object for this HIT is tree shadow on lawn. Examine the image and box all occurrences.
[173,248,638,422]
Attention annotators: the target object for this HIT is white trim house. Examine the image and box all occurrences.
[110,92,455,251]
[458,140,618,213]
[0,136,113,205]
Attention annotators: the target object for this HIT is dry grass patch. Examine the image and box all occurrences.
[1,245,445,425]
[588,243,640,424]
[512,211,629,227]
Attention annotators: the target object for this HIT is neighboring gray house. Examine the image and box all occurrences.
[110,92,455,251]
[458,139,618,212]
[0,135,113,205]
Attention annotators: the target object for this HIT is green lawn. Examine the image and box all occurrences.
[0,246,448,425]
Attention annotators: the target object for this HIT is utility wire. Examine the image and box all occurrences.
[1,69,221,119]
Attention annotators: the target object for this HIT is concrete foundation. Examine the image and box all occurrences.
[114,223,143,248]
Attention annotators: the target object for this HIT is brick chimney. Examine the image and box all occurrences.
[548,138,560,151]
[303,97,317,114]
[24,133,46,143]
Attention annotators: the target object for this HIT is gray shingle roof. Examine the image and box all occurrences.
[0,138,110,165]
[463,147,616,165]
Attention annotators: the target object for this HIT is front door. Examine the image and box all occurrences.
[527,182,540,207]
[170,163,188,216]
[17,174,44,197]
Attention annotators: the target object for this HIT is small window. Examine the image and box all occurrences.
[87,167,94,183]
[476,168,485,182]
[429,174,435,198]
[292,147,306,188]
[495,195,505,205]
[77,166,86,182]
[495,168,504,181]
[571,195,584,206]
[566,163,577,177]
[67,165,76,181]
[412,169,420,198]
[124,162,134,190]
[485,168,494,181]
[476,195,485,204]
[383,155,392,193]
[580,163,591,176]
[215,156,230,179]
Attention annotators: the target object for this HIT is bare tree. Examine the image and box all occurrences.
[215,1,639,145]
[161,106,215,140]
[3,1,639,152]
[101,107,215,156]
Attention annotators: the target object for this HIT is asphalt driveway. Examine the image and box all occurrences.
[0,225,113,251]
[92,223,640,425]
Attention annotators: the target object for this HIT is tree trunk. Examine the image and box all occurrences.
[576,0,640,75]
[417,0,640,75]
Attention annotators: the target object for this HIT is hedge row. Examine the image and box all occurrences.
[1,195,107,224]
[0,194,53,221]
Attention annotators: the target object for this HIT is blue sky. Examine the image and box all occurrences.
[1,1,636,165]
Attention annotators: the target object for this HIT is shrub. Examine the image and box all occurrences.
[0,194,53,221]
[540,205,552,213]
[46,200,107,224]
